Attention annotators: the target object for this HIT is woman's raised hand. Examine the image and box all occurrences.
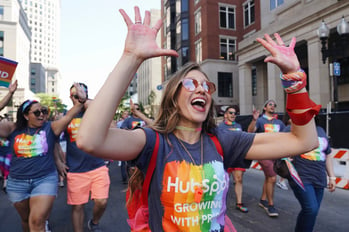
[256,33,300,74]
[119,6,178,61]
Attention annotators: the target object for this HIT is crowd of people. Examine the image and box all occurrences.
[0,6,337,232]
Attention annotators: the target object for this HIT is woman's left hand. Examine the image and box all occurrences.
[256,33,300,74]
[328,179,336,192]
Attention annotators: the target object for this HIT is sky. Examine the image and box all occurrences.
[60,0,161,107]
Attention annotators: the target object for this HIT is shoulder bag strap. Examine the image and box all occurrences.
[142,131,160,205]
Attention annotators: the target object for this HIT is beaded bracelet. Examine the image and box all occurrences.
[280,69,307,93]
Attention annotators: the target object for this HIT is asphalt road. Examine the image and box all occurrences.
[0,164,348,231]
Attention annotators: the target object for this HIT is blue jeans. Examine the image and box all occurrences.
[289,182,324,232]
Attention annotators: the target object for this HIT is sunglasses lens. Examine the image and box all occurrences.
[42,109,48,115]
[33,111,41,117]
[182,79,196,92]
[206,82,216,94]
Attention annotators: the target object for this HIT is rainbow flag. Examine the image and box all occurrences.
[0,56,18,88]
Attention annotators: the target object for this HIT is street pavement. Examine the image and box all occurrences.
[0,163,348,231]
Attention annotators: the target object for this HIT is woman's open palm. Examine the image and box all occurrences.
[119,6,178,61]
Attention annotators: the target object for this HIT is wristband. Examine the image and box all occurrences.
[280,69,307,93]
[329,177,336,180]
[286,92,321,126]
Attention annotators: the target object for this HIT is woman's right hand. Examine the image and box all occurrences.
[119,6,178,62]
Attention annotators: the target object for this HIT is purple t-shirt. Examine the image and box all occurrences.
[133,127,254,231]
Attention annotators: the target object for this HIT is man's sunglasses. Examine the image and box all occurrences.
[181,78,216,94]
[71,94,79,100]
[228,111,236,115]
[30,108,49,117]
[268,103,277,107]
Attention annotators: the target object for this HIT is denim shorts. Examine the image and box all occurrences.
[7,171,58,203]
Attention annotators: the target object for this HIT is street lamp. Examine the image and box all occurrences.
[317,16,349,111]
[317,16,349,64]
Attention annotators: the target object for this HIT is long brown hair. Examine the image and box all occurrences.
[126,62,217,207]
[150,62,216,134]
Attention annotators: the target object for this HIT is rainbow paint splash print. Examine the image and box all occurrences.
[301,137,328,161]
[14,131,48,158]
[263,123,281,132]
[67,118,81,142]
[161,160,229,231]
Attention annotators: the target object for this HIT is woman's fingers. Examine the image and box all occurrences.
[119,9,133,26]
[274,33,285,46]
[143,10,151,26]
[134,6,142,24]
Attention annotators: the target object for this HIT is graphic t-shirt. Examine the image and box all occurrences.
[218,121,242,132]
[8,122,57,179]
[283,126,331,188]
[64,112,105,172]
[255,114,285,133]
[133,128,254,231]
[121,116,146,130]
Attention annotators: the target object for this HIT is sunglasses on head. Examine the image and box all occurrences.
[181,78,216,94]
[31,108,49,117]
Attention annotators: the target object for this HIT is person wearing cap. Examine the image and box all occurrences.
[218,106,249,213]
[247,100,285,217]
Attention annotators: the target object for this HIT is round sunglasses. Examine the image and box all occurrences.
[30,108,49,117]
[181,78,216,94]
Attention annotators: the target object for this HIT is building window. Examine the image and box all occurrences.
[182,47,189,65]
[0,31,3,56]
[270,0,284,10]
[182,18,189,41]
[195,40,202,63]
[176,0,181,18]
[0,6,4,20]
[251,66,257,96]
[218,72,233,97]
[181,0,189,12]
[219,5,235,29]
[243,0,255,27]
[194,9,201,35]
[220,37,236,61]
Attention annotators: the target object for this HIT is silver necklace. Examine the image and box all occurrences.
[176,134,204,202]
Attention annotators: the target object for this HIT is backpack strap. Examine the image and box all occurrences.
[141,131,160,205]
[208,134,223,157]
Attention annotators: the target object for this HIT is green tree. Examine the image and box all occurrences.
[147,90,156,118]
[35,93,67,119]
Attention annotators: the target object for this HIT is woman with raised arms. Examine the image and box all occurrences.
[77,6,319,232]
